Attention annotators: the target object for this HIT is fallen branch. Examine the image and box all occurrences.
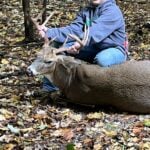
[0,41,44,49]
[0,83,40,87]
[0,71,27,80]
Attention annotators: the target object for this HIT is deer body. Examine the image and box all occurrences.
[29,56,150,113]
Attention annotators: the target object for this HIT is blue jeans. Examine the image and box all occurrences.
[73,46,127,67]
[95,48,126,67]
[42,77,59,92]
[43,43,127,92]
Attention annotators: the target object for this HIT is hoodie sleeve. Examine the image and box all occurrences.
[88,5,124,45]
[45,11,84,43]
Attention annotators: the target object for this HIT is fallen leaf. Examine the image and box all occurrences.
[51,129,62,137]
[132,127,143,135]
[20,127,34,133]
[0,135,13,142]
[0,126,8,131]
[1,59,9,64]
[37,121,48,130]
[11,95,21,102]
[93,144,102,150]
[61,128,74,141]
[140,142,150,150]
[83,138,92,145]
[66,143,75,150]
[33,114,49,120]
[87,112,103,119]
[70,113,82,122]
[143,119,150,127]
[0,108,14,119]
[103,129,117,137]
[3,143,16,150]
[0,114,6,121]
[7,124,20,134]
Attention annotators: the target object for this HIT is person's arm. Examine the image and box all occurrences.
[87,6,124,45]
[45,11,85,43]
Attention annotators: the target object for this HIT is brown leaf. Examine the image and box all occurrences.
[140,142,150,150]
[87,112,103,120]
[61,128,74,141]
[132,127,143,135]
[20,127,34,133]
[83,138,93,145]
[1,59,9,64]
[32,114,49,120]
[3,144,16,150]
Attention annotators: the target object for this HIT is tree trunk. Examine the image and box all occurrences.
[42,0,47,23]
[22,0,34,42]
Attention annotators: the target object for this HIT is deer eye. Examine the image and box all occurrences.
[44,60,52,63]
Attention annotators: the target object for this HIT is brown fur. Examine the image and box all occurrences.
[28,56,150,113]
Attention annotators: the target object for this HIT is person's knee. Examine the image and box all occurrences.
[95,48,127,67]
[95,52,113,67]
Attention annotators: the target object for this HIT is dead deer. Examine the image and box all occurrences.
[28,11,150,113]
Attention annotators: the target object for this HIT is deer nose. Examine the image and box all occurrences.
[27,67,33,76]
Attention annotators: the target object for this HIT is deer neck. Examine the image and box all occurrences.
[52,59,79,92]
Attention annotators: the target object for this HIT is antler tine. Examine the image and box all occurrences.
[55,36,69,54]
[34,9,45,21]
[43,36,57,48]
[42,11,55,26]
[68,24,89,47]
[55,47,69,54]
[31,9,45,28]
[54,24,90,54]
[62,36,69,47]
[68,34,83,46]
[41,36,58,61]
[31,10,55,31]
[50,36,57,43]
[82,25,89,46]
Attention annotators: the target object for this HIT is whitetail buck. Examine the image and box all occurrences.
[28,11,150,113]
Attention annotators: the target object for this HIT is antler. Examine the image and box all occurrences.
[31,9,55,46]
[31,9,55,30]
[55,25,89,54]
[31,9,58,62]
[32,10,55,53]
[68,25,89,47]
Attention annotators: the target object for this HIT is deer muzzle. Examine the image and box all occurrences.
[27,65,38,76]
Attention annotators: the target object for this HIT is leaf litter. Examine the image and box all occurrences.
[0,0,150,149]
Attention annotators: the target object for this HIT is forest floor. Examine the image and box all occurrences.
[0,0,150,149]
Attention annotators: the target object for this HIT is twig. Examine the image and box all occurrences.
[0,41,44,49]
[0,94,11,99]
[0,83,40,87]
[0,71,27,80]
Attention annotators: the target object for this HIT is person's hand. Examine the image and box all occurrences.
[37,24,48,38]
[67,42,82,54]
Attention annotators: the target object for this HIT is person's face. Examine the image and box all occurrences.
[90,0,106,6]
